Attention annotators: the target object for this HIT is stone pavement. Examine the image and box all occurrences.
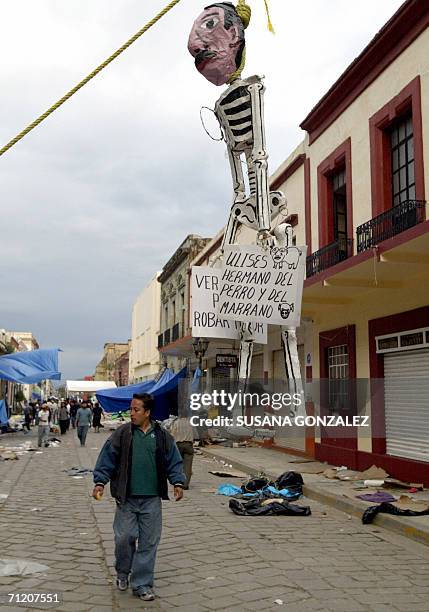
[0,427,429,611]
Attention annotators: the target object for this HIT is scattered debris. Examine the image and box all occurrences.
[356,492,396,503]
[383,477,424,490]
[63,467,93,476]
[392,495,429,512]
[363,479,386,487]
[209,469,248,478]
[361,465,389,480]
[0,451,18,461]
[274,599,284,605]
[0,559,49,577]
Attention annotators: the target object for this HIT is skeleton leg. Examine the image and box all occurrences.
[237,323,254,397]
[281,328,305,419]
[222,147,245,252]
[273,224,306,418]
[248,80,270,237]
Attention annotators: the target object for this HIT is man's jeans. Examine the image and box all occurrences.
[38,425,49,447]
[113,496,162,592]
[77,425,89,446]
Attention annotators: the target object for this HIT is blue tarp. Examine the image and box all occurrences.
[96,368,188,420]
[0,400,8,426]
[0,348,61,384]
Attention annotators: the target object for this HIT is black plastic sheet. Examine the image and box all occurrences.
[229,497,311,517]
[362,502,429,524]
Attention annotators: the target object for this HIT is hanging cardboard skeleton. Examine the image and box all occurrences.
[188,2,304,408]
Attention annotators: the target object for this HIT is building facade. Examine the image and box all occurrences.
[94,342,129,381]
[268,0,429,483]
[158,234,211,371]
[129,273,161,382]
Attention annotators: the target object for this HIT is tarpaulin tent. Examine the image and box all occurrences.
[66,380,117,393]
[96,368,187,421]
[0,400,8,426]
[0,348,61,384]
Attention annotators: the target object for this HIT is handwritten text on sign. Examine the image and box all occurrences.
[218,245,307,327]
[191,266,267,343]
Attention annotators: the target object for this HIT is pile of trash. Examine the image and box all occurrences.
[0,440,37,460]
[322,464,429,523]
[216,471,311,517]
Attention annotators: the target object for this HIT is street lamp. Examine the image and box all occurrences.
[192,337,209,372]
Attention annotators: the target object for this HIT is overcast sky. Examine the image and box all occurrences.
[0,0,404,380]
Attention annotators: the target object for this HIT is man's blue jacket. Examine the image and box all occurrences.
[93,421,185,502]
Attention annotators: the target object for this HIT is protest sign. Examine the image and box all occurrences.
[191,266,267,343]
[218,244,307,327]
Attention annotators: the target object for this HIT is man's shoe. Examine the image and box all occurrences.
[116,577,129,591]
[134,588,155,601]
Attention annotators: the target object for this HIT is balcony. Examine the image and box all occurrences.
[157,334,163,349]
[357,200,425,253]
[164,328,171,346]
[306,238,353,278]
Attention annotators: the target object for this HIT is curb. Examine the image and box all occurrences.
[202,448,429,548]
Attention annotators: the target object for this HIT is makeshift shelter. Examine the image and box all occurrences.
[0,348,61,384]
[66,380,117,394]
[96,368,187,421]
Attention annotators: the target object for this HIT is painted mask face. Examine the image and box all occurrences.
[188,4,244,86]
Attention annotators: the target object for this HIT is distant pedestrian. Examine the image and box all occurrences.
[92,393,185,602]
[58,402,69,435]
[169,416,194,489]
[76,401,92,446]
[92,402,105,433]
[70,400,78,429]
[37,403,51,447]
[23,402,32,431]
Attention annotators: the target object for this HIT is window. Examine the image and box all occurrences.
[317,138,352,250]
[369,76,424,217]
[390,114,415,206]
[328,344,349,413]
[331,167,347,257]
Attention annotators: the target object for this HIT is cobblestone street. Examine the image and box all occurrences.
[1,428,429,612]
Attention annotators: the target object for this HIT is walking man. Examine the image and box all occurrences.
[169,416,194,489]
[76,401,92,446]
[23,401,32,431]
[92,393,185,602]
[70,400,78,429]
[58,402,69,435]
[37,403,50,447]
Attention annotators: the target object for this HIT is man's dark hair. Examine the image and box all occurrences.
[204,3,245,69]
[133,393,154,413]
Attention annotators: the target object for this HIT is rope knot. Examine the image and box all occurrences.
[236,0,251,29]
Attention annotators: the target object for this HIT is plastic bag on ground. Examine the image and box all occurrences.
[0,559,49,576]
[216,484,242,496]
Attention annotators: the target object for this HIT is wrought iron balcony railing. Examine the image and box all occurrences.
[164,328,171,346]
[157,334,163,349]
[356,200,425,253]
[306,238,353,278]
